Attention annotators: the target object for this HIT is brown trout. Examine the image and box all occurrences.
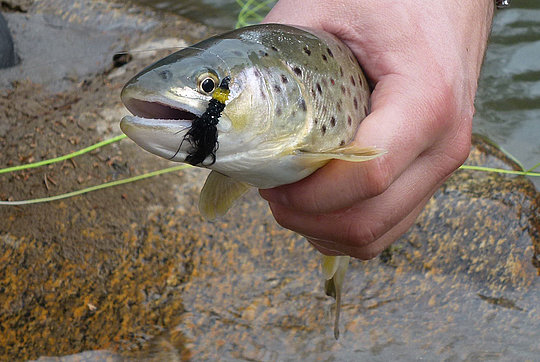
[120,23,383,339]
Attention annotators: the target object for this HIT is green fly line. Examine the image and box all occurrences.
[0,165,191,206]
[235,0,277,28]
[0,134,127,175]
[0,1,539,206]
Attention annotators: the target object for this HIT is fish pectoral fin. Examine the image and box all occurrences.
[199,170,251,220]
[321,255,350,340]
[297,145,384,163]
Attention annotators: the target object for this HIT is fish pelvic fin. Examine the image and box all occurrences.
[322,255,350,339]
[297,145,385,163]
[199,170,251,220]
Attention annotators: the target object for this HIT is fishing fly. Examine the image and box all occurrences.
[180,75,231,166]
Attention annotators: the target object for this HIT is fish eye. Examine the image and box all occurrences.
[197,72,219,94]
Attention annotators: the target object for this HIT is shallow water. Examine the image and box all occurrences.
[134,0,241,30]
[138,0,540,187]
[476,0,540,187]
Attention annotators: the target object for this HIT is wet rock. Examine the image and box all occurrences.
[164,141,539,360]
[0,12,18,69]
[1,0,35,12]
[0,0,205,93]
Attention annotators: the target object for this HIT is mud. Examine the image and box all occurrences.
[0,0,538,360]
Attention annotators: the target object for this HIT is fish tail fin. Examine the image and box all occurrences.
[322,254,350,339]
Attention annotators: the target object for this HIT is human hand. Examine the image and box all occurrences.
[260,0,494,259]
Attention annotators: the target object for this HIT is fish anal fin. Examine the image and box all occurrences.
[199,170,250,220]
[322,254,340,280]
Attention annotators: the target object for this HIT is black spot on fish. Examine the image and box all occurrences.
[358,74,363,86]
[337,102,342,112]
[321,125,327,134]
[354,97,358,110]
[253,69,262,78]
[158,69,172,81]
[314,118,318,124]
[260,89,267,99]
[340,85,346,94]
[293,66,302,77]
[271,45,278,52]
[233,50,243,56]
[299,99,307,112]
[303,46,311,56]
[350,75,356,86]
[273,84,281,93]
[330,117,336,127]
[281,74,288,84]
[339,67,344,77]
[321,54,327,62]
[258,50,269,57]
[347,115,352,126]
[316,83,322,94]
[327,47,334,58]
[340,140,345,146]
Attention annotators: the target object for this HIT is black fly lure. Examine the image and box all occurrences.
[183,76,231,166]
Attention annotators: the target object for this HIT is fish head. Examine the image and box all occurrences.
[120,38,276,166]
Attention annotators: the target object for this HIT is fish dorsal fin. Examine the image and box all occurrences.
[297,145,384,163]
[199,170,251,220]
[322,255,350,339]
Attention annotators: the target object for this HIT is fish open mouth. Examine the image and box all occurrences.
[123,98,198,121]
[120,96,200,161]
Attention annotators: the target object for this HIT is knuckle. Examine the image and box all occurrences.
[451,134,472,166]
[358,158,393,199]
[345,219,383,247]
[279,184,326,215]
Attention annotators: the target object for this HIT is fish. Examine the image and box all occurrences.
[120,23,383,339]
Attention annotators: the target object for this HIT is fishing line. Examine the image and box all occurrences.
[458,165,540,177]
[235,0,277,28]
[0,165,191,206]
[0,134,127,174]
